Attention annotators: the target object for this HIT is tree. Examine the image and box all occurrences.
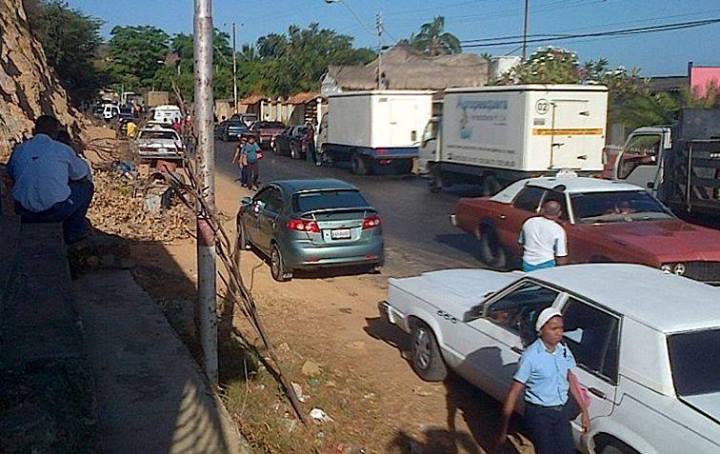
[409,16,462,56]
[106,25,170,90]
[24,0,108,104]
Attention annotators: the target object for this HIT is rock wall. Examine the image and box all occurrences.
[0,0,84,160]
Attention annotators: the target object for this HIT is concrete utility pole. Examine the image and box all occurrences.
[194,0,218,385]
[376,12,383,89]
[521,0,530,62]
[232,22,238,114]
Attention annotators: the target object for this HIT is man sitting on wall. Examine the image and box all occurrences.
[8,115,94,244]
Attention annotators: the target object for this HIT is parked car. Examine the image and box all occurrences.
[236,179,384,281]
[380,264,720,454]
[217,120,252,142]
[452,172,720,284]
[102,104,120,122]
[135,125,184,160]
[273,125,310,159]
[249,121,285,149]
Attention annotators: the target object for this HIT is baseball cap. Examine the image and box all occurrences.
[535,307,563,333]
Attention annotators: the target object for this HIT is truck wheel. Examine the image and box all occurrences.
[270,245,291,282]
[410,320,447,382]
[478,225,507,269]
[351,155,369,175]
[428,164,443,193]
[482,175,502,196]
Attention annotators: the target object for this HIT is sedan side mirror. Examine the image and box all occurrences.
[240,196,252,205]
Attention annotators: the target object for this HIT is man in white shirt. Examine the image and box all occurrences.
[518,200,569,272]
[8,115,94,244]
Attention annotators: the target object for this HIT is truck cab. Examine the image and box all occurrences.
[611,126,672,195]
[417,116,441,175]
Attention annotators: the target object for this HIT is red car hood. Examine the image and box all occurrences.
[577,220,720,262]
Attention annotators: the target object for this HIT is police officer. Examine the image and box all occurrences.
[496,307,590,454]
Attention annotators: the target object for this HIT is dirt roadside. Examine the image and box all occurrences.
[125,161,534,454]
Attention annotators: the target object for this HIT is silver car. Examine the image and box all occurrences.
[236,179,384,281]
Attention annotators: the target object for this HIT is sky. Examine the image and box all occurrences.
[66,0,720,76]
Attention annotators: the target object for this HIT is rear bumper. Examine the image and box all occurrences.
[281,237,384,270]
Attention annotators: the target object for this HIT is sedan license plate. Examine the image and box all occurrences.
[331,228,351,240]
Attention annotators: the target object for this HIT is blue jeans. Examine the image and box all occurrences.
[16,179,94,244]
[523,259,556,272]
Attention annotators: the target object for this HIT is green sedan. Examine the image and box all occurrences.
[236,179,384,281]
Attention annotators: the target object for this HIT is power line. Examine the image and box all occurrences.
[460,17,720,48]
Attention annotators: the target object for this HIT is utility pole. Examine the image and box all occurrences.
[232,22,238,114]
[521,0,530,62]
[376,12,384,89]
[194,0,218,385]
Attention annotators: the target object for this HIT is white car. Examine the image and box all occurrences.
[135,126,184,160]
[380,264,720,454]
[102,103,120,121]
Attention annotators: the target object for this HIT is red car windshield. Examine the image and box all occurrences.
[570,191,674,224]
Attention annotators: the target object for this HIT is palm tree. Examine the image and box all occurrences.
[409,16,462,56]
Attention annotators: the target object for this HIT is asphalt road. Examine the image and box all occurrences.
[214,141,486,275]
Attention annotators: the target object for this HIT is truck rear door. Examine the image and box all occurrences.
[547,99,601,169]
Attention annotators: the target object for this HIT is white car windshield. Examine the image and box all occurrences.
[667,328,720,396]
[570,191,674,224]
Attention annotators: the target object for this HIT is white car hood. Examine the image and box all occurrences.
[682,392,720,423]
[391,269,519,318]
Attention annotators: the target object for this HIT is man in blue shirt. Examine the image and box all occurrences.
[242,136,261,190]
[8,115,94,244]
[496,307,590,453]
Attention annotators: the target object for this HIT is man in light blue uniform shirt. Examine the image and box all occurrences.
[496,307,590,453]
[8,115,94,244]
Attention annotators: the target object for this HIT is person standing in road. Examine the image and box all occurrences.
[496,308,590,454]
[518,200,568,272]
[243,136,261,190]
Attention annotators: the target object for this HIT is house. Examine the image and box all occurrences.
[321,44,492,95]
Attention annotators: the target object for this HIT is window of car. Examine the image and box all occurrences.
[541,190,569,221]
[513,186,545,213]
[138,130,179,140]
[561,297,620,383]
[256,121,283,129]
[570,190,674,224]
[485,281,560,346]
[254,187,283,213]
[667,328,720,396]
[293,190,369,213]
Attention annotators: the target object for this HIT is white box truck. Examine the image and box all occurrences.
[320,90,433,175]
[420,84,608,194]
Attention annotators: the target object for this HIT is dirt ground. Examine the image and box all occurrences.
[124,166,534,454]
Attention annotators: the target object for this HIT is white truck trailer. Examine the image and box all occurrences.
[320,90,433,175]
[420,85,608,194]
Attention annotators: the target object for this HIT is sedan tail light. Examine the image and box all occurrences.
[287,219,320,233]
[362,214,382,230]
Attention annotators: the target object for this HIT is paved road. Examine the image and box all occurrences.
[214,141,486,275]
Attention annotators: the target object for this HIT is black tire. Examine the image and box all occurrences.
[237,221,250,250]
[410,320,447,381]
[598,439,639,454]
[290,143,300,160]
[351,154,369,175]
[270,244,291,282]
[478,224,508,269]
[482,175,502,196]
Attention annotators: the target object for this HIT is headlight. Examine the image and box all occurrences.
[674,263,686,275]
[661,264,673,273]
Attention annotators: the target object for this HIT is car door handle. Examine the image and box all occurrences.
[498,214,507,220]
[511,346,523,354]
[588,387,606,399]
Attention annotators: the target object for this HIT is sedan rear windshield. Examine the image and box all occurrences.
[667,329,720,396]
[138,131,179,140]
[256,122,284,129]
[293,190,369,213]
[570,191,674,224]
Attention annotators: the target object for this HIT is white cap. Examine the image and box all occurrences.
[536,307,563,333]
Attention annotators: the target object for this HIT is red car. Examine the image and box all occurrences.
[452,175,720,284]
[249,121,285,149]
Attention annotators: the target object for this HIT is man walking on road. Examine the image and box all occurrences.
[518,200,568,271]
[243,136,261,190]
